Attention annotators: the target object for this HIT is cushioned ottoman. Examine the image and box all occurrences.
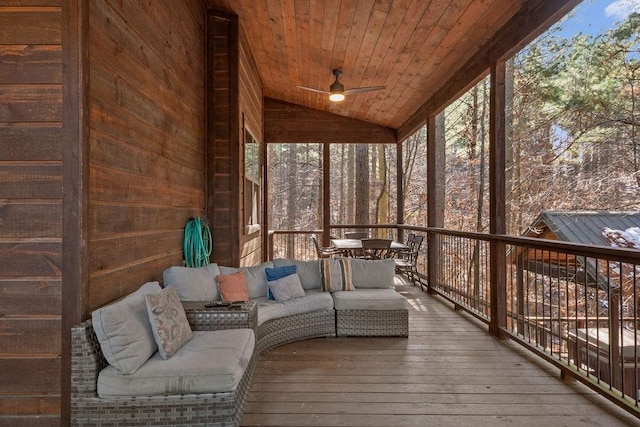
[333,288,408,337]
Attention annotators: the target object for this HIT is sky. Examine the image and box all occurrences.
[557,0,640,38]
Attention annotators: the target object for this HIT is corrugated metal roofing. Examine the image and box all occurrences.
[530,211,640,247]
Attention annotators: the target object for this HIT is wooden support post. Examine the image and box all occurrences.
[206,11,240,266]
[489,61,507,336]
[427,112,445,293]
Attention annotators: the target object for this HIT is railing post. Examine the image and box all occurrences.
[267,231,274,260]
[490,240,507,335]
[427,230,438,293]
[609,288,621,392]
[516,253,525,335]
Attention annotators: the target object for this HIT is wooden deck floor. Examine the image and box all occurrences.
[242,282,640,427]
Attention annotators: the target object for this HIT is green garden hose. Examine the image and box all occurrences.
[183,217,212,267]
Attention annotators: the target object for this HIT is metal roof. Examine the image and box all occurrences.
[526,211,640,247]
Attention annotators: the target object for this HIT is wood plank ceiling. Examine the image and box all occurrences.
[208,0,527,130]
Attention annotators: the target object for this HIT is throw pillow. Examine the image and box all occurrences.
[265,265,297,299]
[145,286,193,359]
[320,258,355,292]
[219,261,273,299]
[91,281,162,374]
[268,273,306,302]
[217,270,250,302]
[265,264,297,281]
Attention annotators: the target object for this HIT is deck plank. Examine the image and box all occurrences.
[242,283,639,426]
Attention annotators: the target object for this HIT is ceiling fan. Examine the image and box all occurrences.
[296,69,385,102]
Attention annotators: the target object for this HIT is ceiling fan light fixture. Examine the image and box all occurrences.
[296,68,384,102]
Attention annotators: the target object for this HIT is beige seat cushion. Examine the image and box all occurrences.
[332,288,407,311]
[348,258,396,289]
[91,281,162,375]
[163,263,221,301]
[255,289,334,326]
[97,329,254,397]
[272,259,322,290]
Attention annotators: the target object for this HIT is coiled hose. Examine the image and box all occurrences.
[183,217,212,267]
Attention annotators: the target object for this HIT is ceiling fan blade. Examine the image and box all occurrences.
[296,85,332,95]
[343,86,385,95]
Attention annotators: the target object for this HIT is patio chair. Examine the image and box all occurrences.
[361,238,392,260]
[395,234,424,288]
[388,232,415,258]
[345,231,369,239]
[311,235,342,258]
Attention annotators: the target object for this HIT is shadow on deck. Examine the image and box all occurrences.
[242,279,639,426]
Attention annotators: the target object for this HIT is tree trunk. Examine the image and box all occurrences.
[286,144,298,257]
[355,144,370,226]
[505,57,515,233]
[347,144,355,224]
[376,144,388,237]
[338,144,346,225]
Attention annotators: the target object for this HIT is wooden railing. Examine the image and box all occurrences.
[267,230,321,261]
[267,225,640,417]
[425,228,640,417]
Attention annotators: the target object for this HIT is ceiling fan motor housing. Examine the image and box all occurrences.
[330,80,344,93]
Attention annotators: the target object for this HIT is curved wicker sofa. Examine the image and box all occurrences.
[71,257,408,426]
[256,309,336,355]
[71,319,256,426]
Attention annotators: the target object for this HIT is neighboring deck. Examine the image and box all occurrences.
[242,281,640,426]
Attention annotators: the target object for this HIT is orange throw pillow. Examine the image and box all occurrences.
[217,271,249,302]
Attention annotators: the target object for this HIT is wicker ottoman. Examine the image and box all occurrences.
[333,288,409,337]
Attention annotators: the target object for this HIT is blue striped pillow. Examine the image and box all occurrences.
[265,265,297,300]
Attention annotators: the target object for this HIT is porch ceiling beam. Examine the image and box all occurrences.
[397,0,581,141]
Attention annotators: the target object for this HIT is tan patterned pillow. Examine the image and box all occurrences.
[145,286,193,359]
[320,258,355,292]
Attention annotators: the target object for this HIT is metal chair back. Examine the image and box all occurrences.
[311,235,339,258]
[345,231,369,239]
[361,238,392,259]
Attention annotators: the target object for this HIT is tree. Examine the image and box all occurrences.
[355,144,370,225]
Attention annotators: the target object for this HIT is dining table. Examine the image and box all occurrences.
[331,238,410,257]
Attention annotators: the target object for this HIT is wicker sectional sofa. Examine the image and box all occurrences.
[71,257,407,426]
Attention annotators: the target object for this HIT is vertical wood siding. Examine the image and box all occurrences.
[87,0,207,309]
[239,27,264,266]
[0,1,63,425]
[1,1,206,423]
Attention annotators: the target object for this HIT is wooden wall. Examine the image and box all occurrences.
[1,0,207,424]
[87,0,207,309]
[0,1,64,425]
[239,26,264,266]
